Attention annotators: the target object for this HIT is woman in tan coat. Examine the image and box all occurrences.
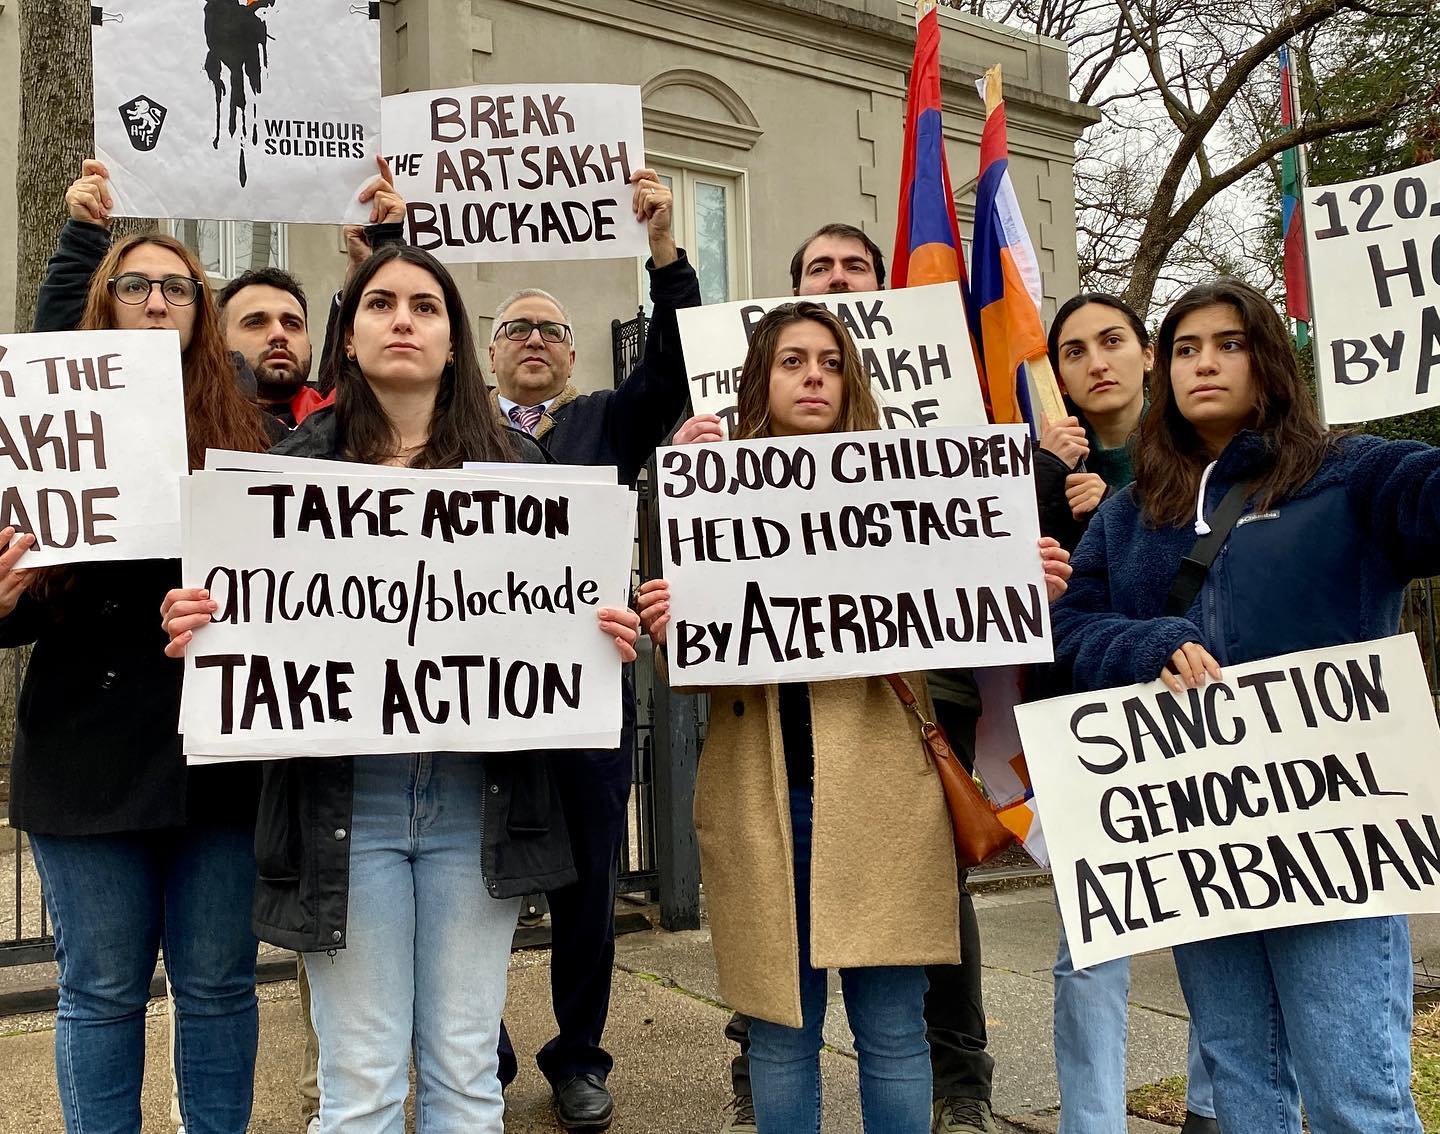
[638,302,1070,1134]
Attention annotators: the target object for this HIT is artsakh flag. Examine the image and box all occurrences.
[970,67,1048,429]
[1279,46,1311,351]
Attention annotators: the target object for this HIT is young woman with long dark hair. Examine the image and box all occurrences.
[1052,277,1436,1132]
[161,244,640,1134]
[0,216,273,1134]
[1038,293,1217,1134]
[638,302,1070,1134]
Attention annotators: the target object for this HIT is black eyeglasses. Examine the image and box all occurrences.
[108,273,202,307]
[494,319,571,344]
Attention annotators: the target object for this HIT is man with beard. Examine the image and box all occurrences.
[680,222,997,1134]
[217,267,327,429]
[217,157,406,433]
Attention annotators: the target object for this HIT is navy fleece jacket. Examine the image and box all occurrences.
[1052,431,1440,692]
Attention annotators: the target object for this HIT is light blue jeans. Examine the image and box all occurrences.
[1054,915,1213,1132]
[748,788,932,1134]
[1174,915,1421,1134]
[302,755,521,1134]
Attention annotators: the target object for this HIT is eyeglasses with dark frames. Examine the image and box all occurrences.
[494,319,571,344]
[107,273,202,307]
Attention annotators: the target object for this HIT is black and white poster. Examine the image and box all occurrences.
[676,284,988,437]
[1016,635,1440,968]
[0,329,187,566]
[656,426,1050,685]
[1304,157,1440,423]
[93,0,381,224]
[382,84,651,263]
[181,465,637,760]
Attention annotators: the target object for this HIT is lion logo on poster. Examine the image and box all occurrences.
[119,95,168,151]
[202,0,279,188]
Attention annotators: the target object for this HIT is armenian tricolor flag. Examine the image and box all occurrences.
[1279,46,1311,350]
[892,0,969,292]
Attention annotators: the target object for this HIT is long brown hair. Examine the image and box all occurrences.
[1133,278,1331,528]
[81,234,271,469]
[733,302,879,439]
[317,244,514,467]
[31,234,270,600]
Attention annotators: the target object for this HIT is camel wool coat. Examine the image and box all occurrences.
[695,675,961,1028]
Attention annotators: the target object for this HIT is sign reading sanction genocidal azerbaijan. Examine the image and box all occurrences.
[1017,634,1440,968]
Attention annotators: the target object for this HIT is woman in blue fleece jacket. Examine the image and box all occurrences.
[1052,277,1437,1134]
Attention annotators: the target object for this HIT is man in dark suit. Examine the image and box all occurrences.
[492,168,702,1132]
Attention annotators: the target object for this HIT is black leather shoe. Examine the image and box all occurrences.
[1180,1112,1220,1134]
[553,1073,615,1131]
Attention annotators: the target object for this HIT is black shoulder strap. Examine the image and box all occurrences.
[1163,482,1250,617]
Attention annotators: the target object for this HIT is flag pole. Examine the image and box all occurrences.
[1289,46,1328,429]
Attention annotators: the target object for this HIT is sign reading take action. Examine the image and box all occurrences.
[181,465,636,761]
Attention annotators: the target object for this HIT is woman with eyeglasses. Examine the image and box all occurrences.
[0,169,276,1134]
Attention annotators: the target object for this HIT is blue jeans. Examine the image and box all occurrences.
[303,754,520,1134]
[29,825,258,1134]
[748,788,932,1134]
[1174,915,1421,1134]
[1053,915,1213,1131]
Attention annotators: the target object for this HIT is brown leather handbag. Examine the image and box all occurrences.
[884,674,1016,868]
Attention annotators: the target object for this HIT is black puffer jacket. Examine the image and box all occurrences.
[249,408,579,952]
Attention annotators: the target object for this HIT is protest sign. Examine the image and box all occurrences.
[1304,157,1440,423]
[1016,634,1440,970]
[656,426,1049,685]
[93,0,380,224]
[181,466,636,760]
[382,84,650,263]
[0,329,186,566]
[205,450,616,484]
[676,284,987,437]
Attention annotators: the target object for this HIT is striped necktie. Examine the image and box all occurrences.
[509,403,544,435]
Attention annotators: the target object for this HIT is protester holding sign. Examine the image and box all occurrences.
[486,167,700,1132]
[1037,293,1217,1134]
[638,301,1069,1134]
[1,222,275,1132]
[675,221,1001,1134]
[161,243,640,1134]
[1051,277,1440,1132]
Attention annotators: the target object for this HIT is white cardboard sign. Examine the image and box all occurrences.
[1016,634,1440,969]
[92,0,380,224]
[656,426,1050,685]
[0,329,187,566]
[181,466,636,760]
[382,84,650,263]
[1304,158,1440,423]
[205,449,616,484]
[675,284,988,437]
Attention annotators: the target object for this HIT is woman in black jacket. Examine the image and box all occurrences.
[162,244,640,1134]
[0,218,274,1131]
